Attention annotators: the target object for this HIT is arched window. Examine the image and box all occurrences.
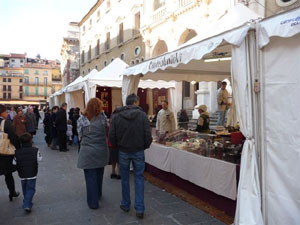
[152,40,168,57]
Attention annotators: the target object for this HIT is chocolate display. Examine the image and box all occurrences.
[154,129,243,164]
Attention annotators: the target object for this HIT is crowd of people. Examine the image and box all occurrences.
[0,94,152,219]
[0,82,229,218]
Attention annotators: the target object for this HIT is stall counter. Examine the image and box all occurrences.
[145,143,237,200]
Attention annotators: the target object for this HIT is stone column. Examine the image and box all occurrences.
[192,81,218,119]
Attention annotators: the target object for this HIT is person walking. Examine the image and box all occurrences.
[0,105,20,202]
[109,94,152,219]
[9,107,16,121]
[55,103,68,152]
[43,109,52,147]
[50,106,59,150]
[25,107,37,136]
[15,132,42,213]
[33,106,40,129]
[66,120,73,145]
[71,107,80,145]
[77,98,108,209]
[13,108,27,137]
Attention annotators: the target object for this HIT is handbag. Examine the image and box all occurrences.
[0,120,16,155]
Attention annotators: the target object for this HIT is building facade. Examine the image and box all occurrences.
[61,22,80,86]
[0,68,24,103]
[79,0,145,76]
[23,60,63,104]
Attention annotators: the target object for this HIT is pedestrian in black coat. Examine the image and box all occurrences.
[50,106,59,150]
[43,109,52,147]
[0,104,20,201]
[55,103,68,152]
[33,106,40,129]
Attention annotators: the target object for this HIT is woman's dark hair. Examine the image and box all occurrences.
[52,106,59,111]
[126,94,139,106]
[0,105,7,114]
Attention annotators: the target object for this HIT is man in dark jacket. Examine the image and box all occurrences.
[109,94,152,219]
[55,103,68,152]
[50,106,59,150]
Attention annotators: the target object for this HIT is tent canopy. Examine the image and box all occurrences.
[123,25,250,82]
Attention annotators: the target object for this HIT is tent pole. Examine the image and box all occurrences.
[255,23,266,224]
[249,28,265,223]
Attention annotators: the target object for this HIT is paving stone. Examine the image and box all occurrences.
[0,126,226,225]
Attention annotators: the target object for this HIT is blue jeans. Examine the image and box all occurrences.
[217,110,226,126]
[83,168,104,209]
[119,150,145,213]
[21,179,36,209]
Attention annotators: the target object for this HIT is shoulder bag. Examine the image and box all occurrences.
[0,120,16,155]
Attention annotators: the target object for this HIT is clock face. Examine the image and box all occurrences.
[276,0,298,6]
[134,46,141,56]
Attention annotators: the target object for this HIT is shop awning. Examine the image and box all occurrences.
[85,58,176,89]
[0,100,41,105]
[123,26,249,82]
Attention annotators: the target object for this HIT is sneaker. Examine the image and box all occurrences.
[24,208,31,213]
[136,212,144,219]
[120,205,129,212]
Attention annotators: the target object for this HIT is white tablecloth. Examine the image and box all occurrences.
[145,143,237,200]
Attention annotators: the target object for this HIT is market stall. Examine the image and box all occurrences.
[122,8,262,220]
[62,58,177,116]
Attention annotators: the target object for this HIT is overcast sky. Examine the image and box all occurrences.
[0,0,97,60]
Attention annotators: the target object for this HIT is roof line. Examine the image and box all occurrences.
[79,0,104,26]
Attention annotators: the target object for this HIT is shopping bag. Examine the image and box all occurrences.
[0,120,16,155]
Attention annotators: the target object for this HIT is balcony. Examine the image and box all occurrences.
[151,5,168,24]
[178,0,194,8]
[148,0,199,26]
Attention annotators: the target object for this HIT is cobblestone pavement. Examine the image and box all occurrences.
[0,126,225,225]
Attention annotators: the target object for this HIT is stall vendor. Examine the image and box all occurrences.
[156,100,176,135]
[196,105,210,133]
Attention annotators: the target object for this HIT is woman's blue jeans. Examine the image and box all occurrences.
[119,150,145,213]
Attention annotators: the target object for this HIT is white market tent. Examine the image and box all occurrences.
[122,6,300,225]
[50,58,176,112]
[257,7,300,225]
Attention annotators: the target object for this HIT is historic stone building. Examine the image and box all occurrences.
[23,59,63,105]
[79,0,145,76]
[61,22,80,86]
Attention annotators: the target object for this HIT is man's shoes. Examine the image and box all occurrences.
[120,205,129,212]
[136,212,144,219]
[110,173,117,179]
[116,175,121,180]
[24,208,31,213]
